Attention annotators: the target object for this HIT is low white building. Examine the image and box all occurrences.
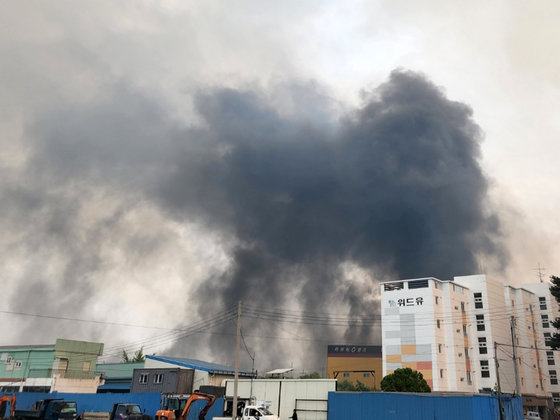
[220,378,336,420]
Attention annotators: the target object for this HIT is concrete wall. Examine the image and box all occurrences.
[54,339,104,380]
[52,374,101,393]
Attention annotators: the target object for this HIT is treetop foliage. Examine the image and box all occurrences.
[380,368,431,393]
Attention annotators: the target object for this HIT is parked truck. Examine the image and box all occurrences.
[213,399,279,420]
[13,399,78,420]
[109,404,151,420]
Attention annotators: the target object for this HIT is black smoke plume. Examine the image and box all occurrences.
[7,70,505,370]
[158,70,505,368]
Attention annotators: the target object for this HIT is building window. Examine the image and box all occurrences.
[435,296,439,305]
[14,361,22,370]
[409,279,429,289]
[545,333,552,346]
[476,314,485,331]
[154,374,164,384]
[461,302,465,313]
[479,337,488,354]
[466,371,472,384]
[548,351,555,365]
[384,282,403,291]
[437,319,441,328]
[463,325,468,336]
[553,392,560,403]
[342,372,350,378]
[480,360,490,378]
[540,297,547,310]
[438,344,442,353]
[465,347,469,359]
[440,369,444,378]
[474,293,483,309]
[543,314,550,329]
[363,373,370,378]
[139,374,149,384]
[550,370,558,385]
[82,361,91,373]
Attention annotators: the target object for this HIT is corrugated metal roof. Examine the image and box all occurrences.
[146,355,253,376]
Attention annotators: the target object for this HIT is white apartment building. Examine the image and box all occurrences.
[381,274,559,410]
[522,282,560,405]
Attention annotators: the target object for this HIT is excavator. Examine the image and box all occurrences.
[155,392,216,420]
[0,394,16,420]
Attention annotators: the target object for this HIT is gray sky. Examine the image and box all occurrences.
[1,1,559,373]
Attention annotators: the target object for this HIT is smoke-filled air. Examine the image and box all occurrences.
[0,67,506,371]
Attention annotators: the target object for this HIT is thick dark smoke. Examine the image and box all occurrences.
[158,70,505,367]
[4,70,505,371]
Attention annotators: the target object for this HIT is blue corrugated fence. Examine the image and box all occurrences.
[328,392,523,420]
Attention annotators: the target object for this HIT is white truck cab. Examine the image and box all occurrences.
[525,411,542,420]
[240,406,279,420]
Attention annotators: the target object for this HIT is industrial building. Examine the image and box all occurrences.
[141,355,254,390]
[0,338,104,393]
[95,361,144,393]
[326,345,382,389]
[381,274,560,418]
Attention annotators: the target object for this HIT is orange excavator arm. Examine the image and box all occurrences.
[0,394,16,419]
[179,393,216,420]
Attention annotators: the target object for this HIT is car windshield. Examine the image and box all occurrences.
[60,403,77,414]
[259,408,273,415]
[127,406,142,414]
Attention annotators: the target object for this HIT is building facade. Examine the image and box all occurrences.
[96,361,145,393]
[143,355,254,389]
[326,345,382,390]
[130,368,194,393]
[381,274,560,417]
[0,339,104,393]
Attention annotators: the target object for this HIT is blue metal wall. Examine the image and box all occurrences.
[328,392,523,420]
[1,392,162,417]
[0,393,224,420]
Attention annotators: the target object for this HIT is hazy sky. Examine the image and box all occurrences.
[1,1,559,373]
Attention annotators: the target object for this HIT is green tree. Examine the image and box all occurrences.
[336,379,372,392]
[299,371,321,379]
[380,368,431,392]
[121,347,146,363]
[549,276,560,349]
[337,380,356,391]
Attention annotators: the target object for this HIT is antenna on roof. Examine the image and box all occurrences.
[534,263,546,283]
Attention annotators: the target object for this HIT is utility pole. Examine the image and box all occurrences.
[495,341,505,420]
[511,316,521,395]
[233,301,242,420]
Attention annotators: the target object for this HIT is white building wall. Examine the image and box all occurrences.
[223,379,336,420]
[522,281,560,405]
[454,274,512,392]
[381,277,470,391]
